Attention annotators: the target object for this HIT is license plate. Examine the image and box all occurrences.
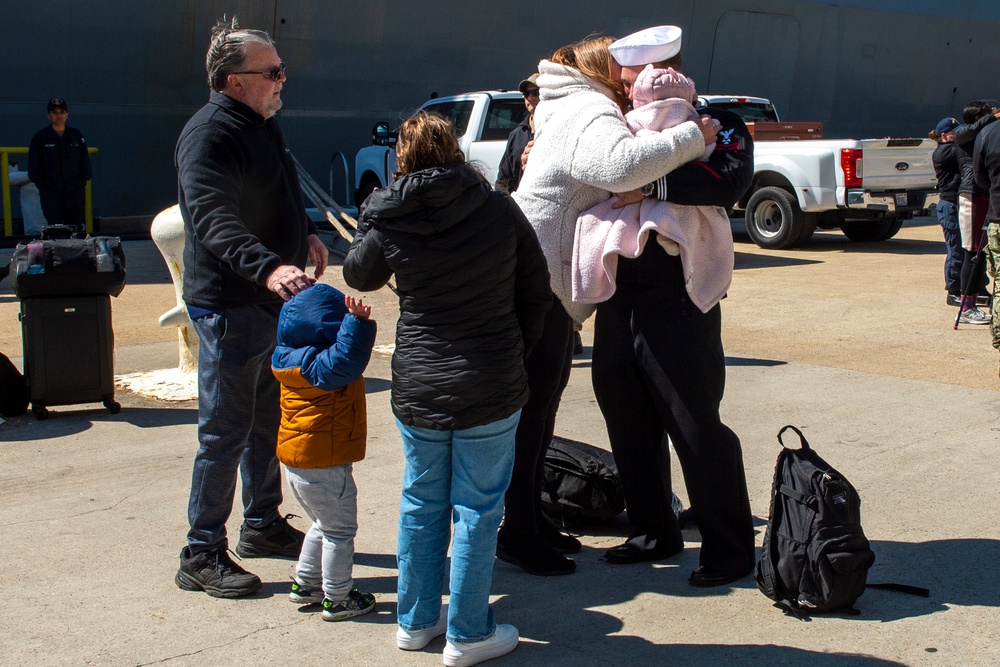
[895,192,908,206]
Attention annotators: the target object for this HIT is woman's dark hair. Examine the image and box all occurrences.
[963,100,992,125]
[395,112,467,175]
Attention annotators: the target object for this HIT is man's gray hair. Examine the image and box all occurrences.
[205,16,274,92]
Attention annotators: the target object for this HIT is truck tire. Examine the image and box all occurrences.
[841,217,902,242]
[745,186,804,249]
[355,175,381,209]
[797,213,819,246]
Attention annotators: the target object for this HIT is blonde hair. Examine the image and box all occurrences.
[550,35,628,112]
[395,112,466,176]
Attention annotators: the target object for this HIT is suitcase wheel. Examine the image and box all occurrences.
[32,405,49,420]
[104,399,121,415]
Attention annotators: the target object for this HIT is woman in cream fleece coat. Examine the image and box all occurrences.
[497,35,716,577]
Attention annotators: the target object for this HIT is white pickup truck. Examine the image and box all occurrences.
[355,92,938,250]
[697,95,939,248]
[353,91,526,207]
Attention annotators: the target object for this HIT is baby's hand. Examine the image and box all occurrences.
[345,295,372,320]
[612,189,645,208]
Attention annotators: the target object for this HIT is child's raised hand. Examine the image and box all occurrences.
[345,295,372,320]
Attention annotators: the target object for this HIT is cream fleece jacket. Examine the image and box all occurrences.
[512,59,707,323]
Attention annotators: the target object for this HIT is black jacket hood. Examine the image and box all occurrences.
[362,164,490,235]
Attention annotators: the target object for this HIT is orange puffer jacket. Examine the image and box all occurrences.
[273,370,367,468]
[271,283,377,468]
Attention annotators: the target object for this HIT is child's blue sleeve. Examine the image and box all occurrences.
[300,315,377,391]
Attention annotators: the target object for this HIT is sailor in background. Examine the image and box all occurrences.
[28,98,92,232]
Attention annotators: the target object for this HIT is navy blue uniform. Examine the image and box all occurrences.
[593,107,757,574]
[28,125,92,231]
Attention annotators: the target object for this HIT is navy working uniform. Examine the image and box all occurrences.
[593,106,757,576]
[28,125,92,231]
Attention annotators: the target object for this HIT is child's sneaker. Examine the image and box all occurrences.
[320,588,376,621]
[289,578,324,604]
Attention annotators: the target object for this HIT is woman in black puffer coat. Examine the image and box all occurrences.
[343,111,550,663]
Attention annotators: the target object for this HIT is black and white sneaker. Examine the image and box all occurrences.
[321,588,376,621]
[289,578,325,604]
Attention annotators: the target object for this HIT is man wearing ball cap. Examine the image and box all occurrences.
[591,25,757,588]
[28,97,93,232]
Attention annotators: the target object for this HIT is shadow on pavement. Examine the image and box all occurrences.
[0,405,197,441]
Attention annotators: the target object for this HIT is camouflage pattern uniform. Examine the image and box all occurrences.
[988,222,1000,350]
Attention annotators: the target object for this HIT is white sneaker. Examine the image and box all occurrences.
[960,307,991,325]
[397,604,448,650]
[443,623,519,667]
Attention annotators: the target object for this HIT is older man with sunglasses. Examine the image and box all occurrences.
[173,16,328,599]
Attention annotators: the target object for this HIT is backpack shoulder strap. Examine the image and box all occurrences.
[778,424,811,450]
[866,582,930,597]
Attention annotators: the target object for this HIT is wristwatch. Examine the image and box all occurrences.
[640,182,655,197]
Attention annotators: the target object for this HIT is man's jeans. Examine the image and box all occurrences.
[286,464,358,600]
[186,305,283,554]
[395,411,519,644]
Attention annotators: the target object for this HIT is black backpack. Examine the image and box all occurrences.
[540,436,625,528]
[755,425,876,616]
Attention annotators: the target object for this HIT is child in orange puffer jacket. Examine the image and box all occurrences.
[271,283,377,621]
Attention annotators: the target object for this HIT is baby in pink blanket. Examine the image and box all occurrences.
[572,66,734,313]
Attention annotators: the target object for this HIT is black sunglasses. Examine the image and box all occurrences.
[234,61,286,82]
[522,88,540,98]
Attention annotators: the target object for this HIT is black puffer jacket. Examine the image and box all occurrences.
[343,164,551,430]
[933,141,961,204]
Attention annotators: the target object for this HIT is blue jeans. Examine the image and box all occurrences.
[186,305,283,554]
[938,200,962,294]
[395,411,519,644]
[286,464,358,600]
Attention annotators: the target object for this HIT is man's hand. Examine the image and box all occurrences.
[520,139,535,170]
[699,115,721,145]
[345,295,371,320]
[611,189,645,209]
[266,265,316,301]
[307,233,328,279]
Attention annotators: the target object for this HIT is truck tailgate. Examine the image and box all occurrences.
[860,139,936,191]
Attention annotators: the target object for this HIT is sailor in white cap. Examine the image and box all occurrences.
[609,25,683,99]
[592,24,758,586]
[609,25,682,67]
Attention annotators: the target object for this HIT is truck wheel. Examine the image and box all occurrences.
[354,176,381,209]
[745,186,804,249]
[841,218,901,242]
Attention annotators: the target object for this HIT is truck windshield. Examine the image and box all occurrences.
[422,100,475,136]
[481,98,529,141]
[701,101,779,123]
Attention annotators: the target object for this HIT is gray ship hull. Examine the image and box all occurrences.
[3,0,998,221]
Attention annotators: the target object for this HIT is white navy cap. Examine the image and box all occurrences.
[609,25,683,67]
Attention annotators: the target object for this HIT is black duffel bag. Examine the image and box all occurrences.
[540,436,626,528]
[9,235,126,298]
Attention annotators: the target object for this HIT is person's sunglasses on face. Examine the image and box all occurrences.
[234,61,286,81]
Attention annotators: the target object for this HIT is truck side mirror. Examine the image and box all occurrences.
[372,122,398,147]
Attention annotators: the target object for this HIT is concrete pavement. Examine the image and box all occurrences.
[1,225,999,666]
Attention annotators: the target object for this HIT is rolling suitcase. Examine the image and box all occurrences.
[19,294,120,419]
